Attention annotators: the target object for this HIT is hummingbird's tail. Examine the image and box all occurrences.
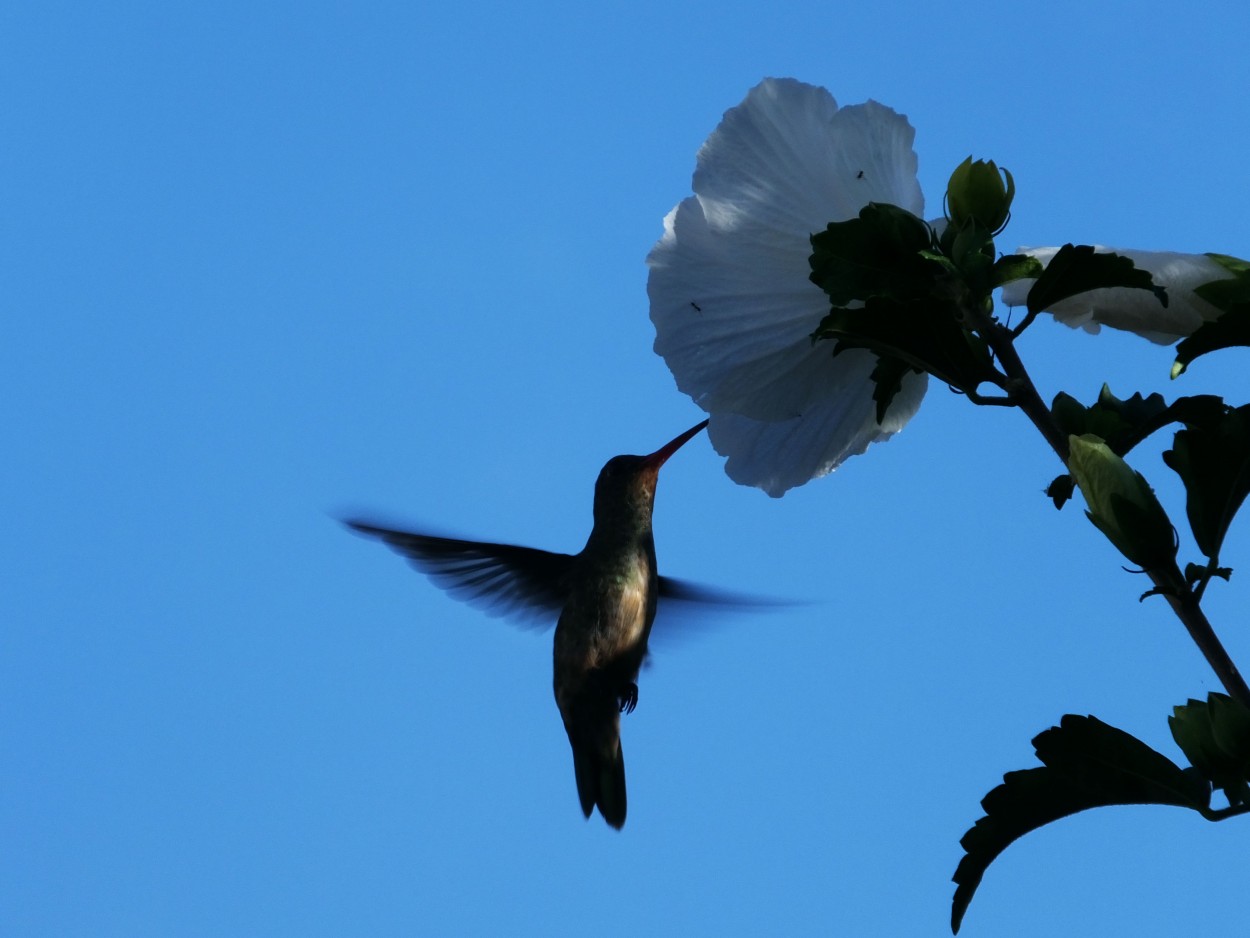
[565,678,627,829]
[572,736,626,830]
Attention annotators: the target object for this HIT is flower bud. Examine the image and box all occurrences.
[946,157,1015,234]
[1067,434,1176,569]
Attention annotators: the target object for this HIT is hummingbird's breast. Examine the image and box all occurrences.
[554,539,658,676]
[600,550,653,650]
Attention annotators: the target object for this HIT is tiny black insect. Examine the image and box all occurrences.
[856,170,864,179]
[690,301,702,312]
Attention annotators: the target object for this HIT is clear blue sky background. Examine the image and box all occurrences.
[6,2,1250,935]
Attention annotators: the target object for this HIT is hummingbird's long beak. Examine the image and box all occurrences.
[641,419,710,470]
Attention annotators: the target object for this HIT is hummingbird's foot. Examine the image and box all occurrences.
[618,682,638,714]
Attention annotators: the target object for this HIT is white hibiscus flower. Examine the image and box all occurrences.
[647,78,930,497]
[1000,247,1235,344]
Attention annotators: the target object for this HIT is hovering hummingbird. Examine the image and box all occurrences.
[347,418,752,829]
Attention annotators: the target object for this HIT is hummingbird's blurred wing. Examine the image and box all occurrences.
[346,521,575,629]
[650,575,797,647]
[656,576,792,609]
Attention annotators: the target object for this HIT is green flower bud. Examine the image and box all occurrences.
[946,157,1015,234]
[1067,433,1177,570]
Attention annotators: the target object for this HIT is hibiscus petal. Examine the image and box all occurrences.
[648,196,823,420]
[648,78,928,493]
[1000,246,1233,344]
[689,79,924,245]
[709,363,928,498]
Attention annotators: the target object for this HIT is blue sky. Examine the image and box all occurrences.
[5,1,1250,935]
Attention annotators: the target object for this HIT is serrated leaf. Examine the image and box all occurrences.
[1050,386,1171,456]
[866,354,918,424]
[1170,696,1250,806]
[1052,390,1226,464]
[1172,254,1250,375]
[1162,404,1250,560]
[1032,715,1210,806]
[1026,244,1167,319]
[952,715,1209,933]
[1209,694,1250,779]
[808,202,938,306]
[1165,394,1231,429]
[816,295,998,396]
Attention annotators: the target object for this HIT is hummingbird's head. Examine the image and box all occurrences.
[591,420,709,527]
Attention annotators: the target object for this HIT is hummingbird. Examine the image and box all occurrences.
[346,418,746,829]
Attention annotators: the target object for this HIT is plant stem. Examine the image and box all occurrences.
[972,311,1250,710]
[974,315,1070,461]
[1153,581,1250,708]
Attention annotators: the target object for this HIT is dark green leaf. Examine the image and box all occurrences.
[1025,244,1167,319]
[816,296,999,396]
[1051,388,1226,460]
[866,355,919,424]
[1162,404,1250,560]
[1032,716,1209,805]
[809,201,1016,399]
[1050,387,1170,457]
[1172,310,1250,377]
[1209,694,1250,780]
[1170,696,1250,806]
[918,248,959,276]
[1172,255,1250,375]
[1165,394,1233,429]
[952,715,1209,933]
[1050,392,1087,432]
[944,223,995,288]
[992,253,1044,288]
[808,202,938,306]
[1046,474,1074,510]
